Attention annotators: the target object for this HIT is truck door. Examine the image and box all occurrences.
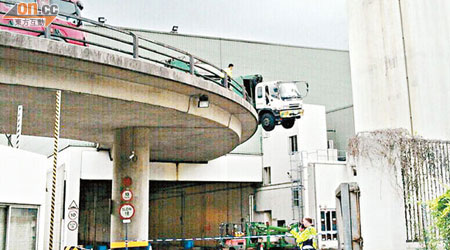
[255,86,265,108]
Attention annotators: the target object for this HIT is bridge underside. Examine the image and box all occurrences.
[0,84,239,162]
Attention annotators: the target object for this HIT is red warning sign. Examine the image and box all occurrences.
[121,190,133,202]
[119,203,135,220]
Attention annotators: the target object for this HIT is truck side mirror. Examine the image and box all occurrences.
[76,1,84,10]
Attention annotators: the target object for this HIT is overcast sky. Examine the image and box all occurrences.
[82,0,349,50]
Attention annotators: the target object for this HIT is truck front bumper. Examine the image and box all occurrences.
[279,109,303,119]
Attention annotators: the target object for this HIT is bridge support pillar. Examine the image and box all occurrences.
[111,127,150,249]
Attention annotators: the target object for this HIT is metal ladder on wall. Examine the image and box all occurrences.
[289,151,304,223]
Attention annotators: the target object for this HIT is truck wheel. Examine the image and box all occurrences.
[261,113,275,131]
[281,119,295,129]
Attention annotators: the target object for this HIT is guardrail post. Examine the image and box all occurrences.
[189,55,195,74]
[132,33,139,59]
[44,26,51,39]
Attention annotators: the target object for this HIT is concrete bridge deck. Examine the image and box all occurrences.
[0,30,258,162]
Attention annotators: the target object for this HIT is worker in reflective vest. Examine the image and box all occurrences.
[290,217,318,250]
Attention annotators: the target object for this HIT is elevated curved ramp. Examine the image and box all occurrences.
[0,31,258,162]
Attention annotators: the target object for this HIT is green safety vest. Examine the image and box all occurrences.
[290,226,318,249]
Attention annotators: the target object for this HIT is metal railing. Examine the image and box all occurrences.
[0,0,250,102]
[298,149,348,163]
[401,139,450,242]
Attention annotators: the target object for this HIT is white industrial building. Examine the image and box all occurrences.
[0,146,48,250]
[0,103,350,250]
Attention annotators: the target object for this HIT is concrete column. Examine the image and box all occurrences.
[111,127,150,246]
[348,1,450,249]
[347,1,410,249]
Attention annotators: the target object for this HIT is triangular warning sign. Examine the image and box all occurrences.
[68,200,78,209]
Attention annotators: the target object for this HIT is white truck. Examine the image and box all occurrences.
[248,80,309,131]
[166,60,308,132]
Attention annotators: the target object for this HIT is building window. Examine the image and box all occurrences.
[0,205,38,250]
[289,135,298,154]
[293,188,300,207]
[277,220,286,227]
[257,87,262,98]
[320,209,337,241]
[263,167,271,185]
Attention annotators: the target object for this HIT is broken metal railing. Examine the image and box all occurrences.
[0,0,249,101]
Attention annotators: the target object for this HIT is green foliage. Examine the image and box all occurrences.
[429,189,450,249]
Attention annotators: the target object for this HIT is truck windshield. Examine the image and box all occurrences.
[50,0,77,15]
[279,82,302,100]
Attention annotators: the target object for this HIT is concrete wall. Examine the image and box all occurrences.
[306,162,355,250]
[348,0,412,134]
[255,183,293,225]
[400,0,450,140]
[349,0,450,139]
[306,163,355,218]
[43,147,88,250]
[262,104,327,185]
[0,145,47,250]
[230,126,262,155]
[76,180,255,249]
[79,149,262,182]
[348,1,450,249]
[326,106,355,154]
[43,164,65,250]
[255,104,328,224]
[352,153,407,250]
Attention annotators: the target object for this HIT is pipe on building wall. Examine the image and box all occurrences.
[397,0,414,135]
[249,194,254,222]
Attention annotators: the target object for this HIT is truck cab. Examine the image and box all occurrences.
[0,0,86,46]
[252,81,308,131]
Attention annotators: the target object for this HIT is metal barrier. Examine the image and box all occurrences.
[0,0,250,101]
[300,149,348,163]
[401,139,450,242]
